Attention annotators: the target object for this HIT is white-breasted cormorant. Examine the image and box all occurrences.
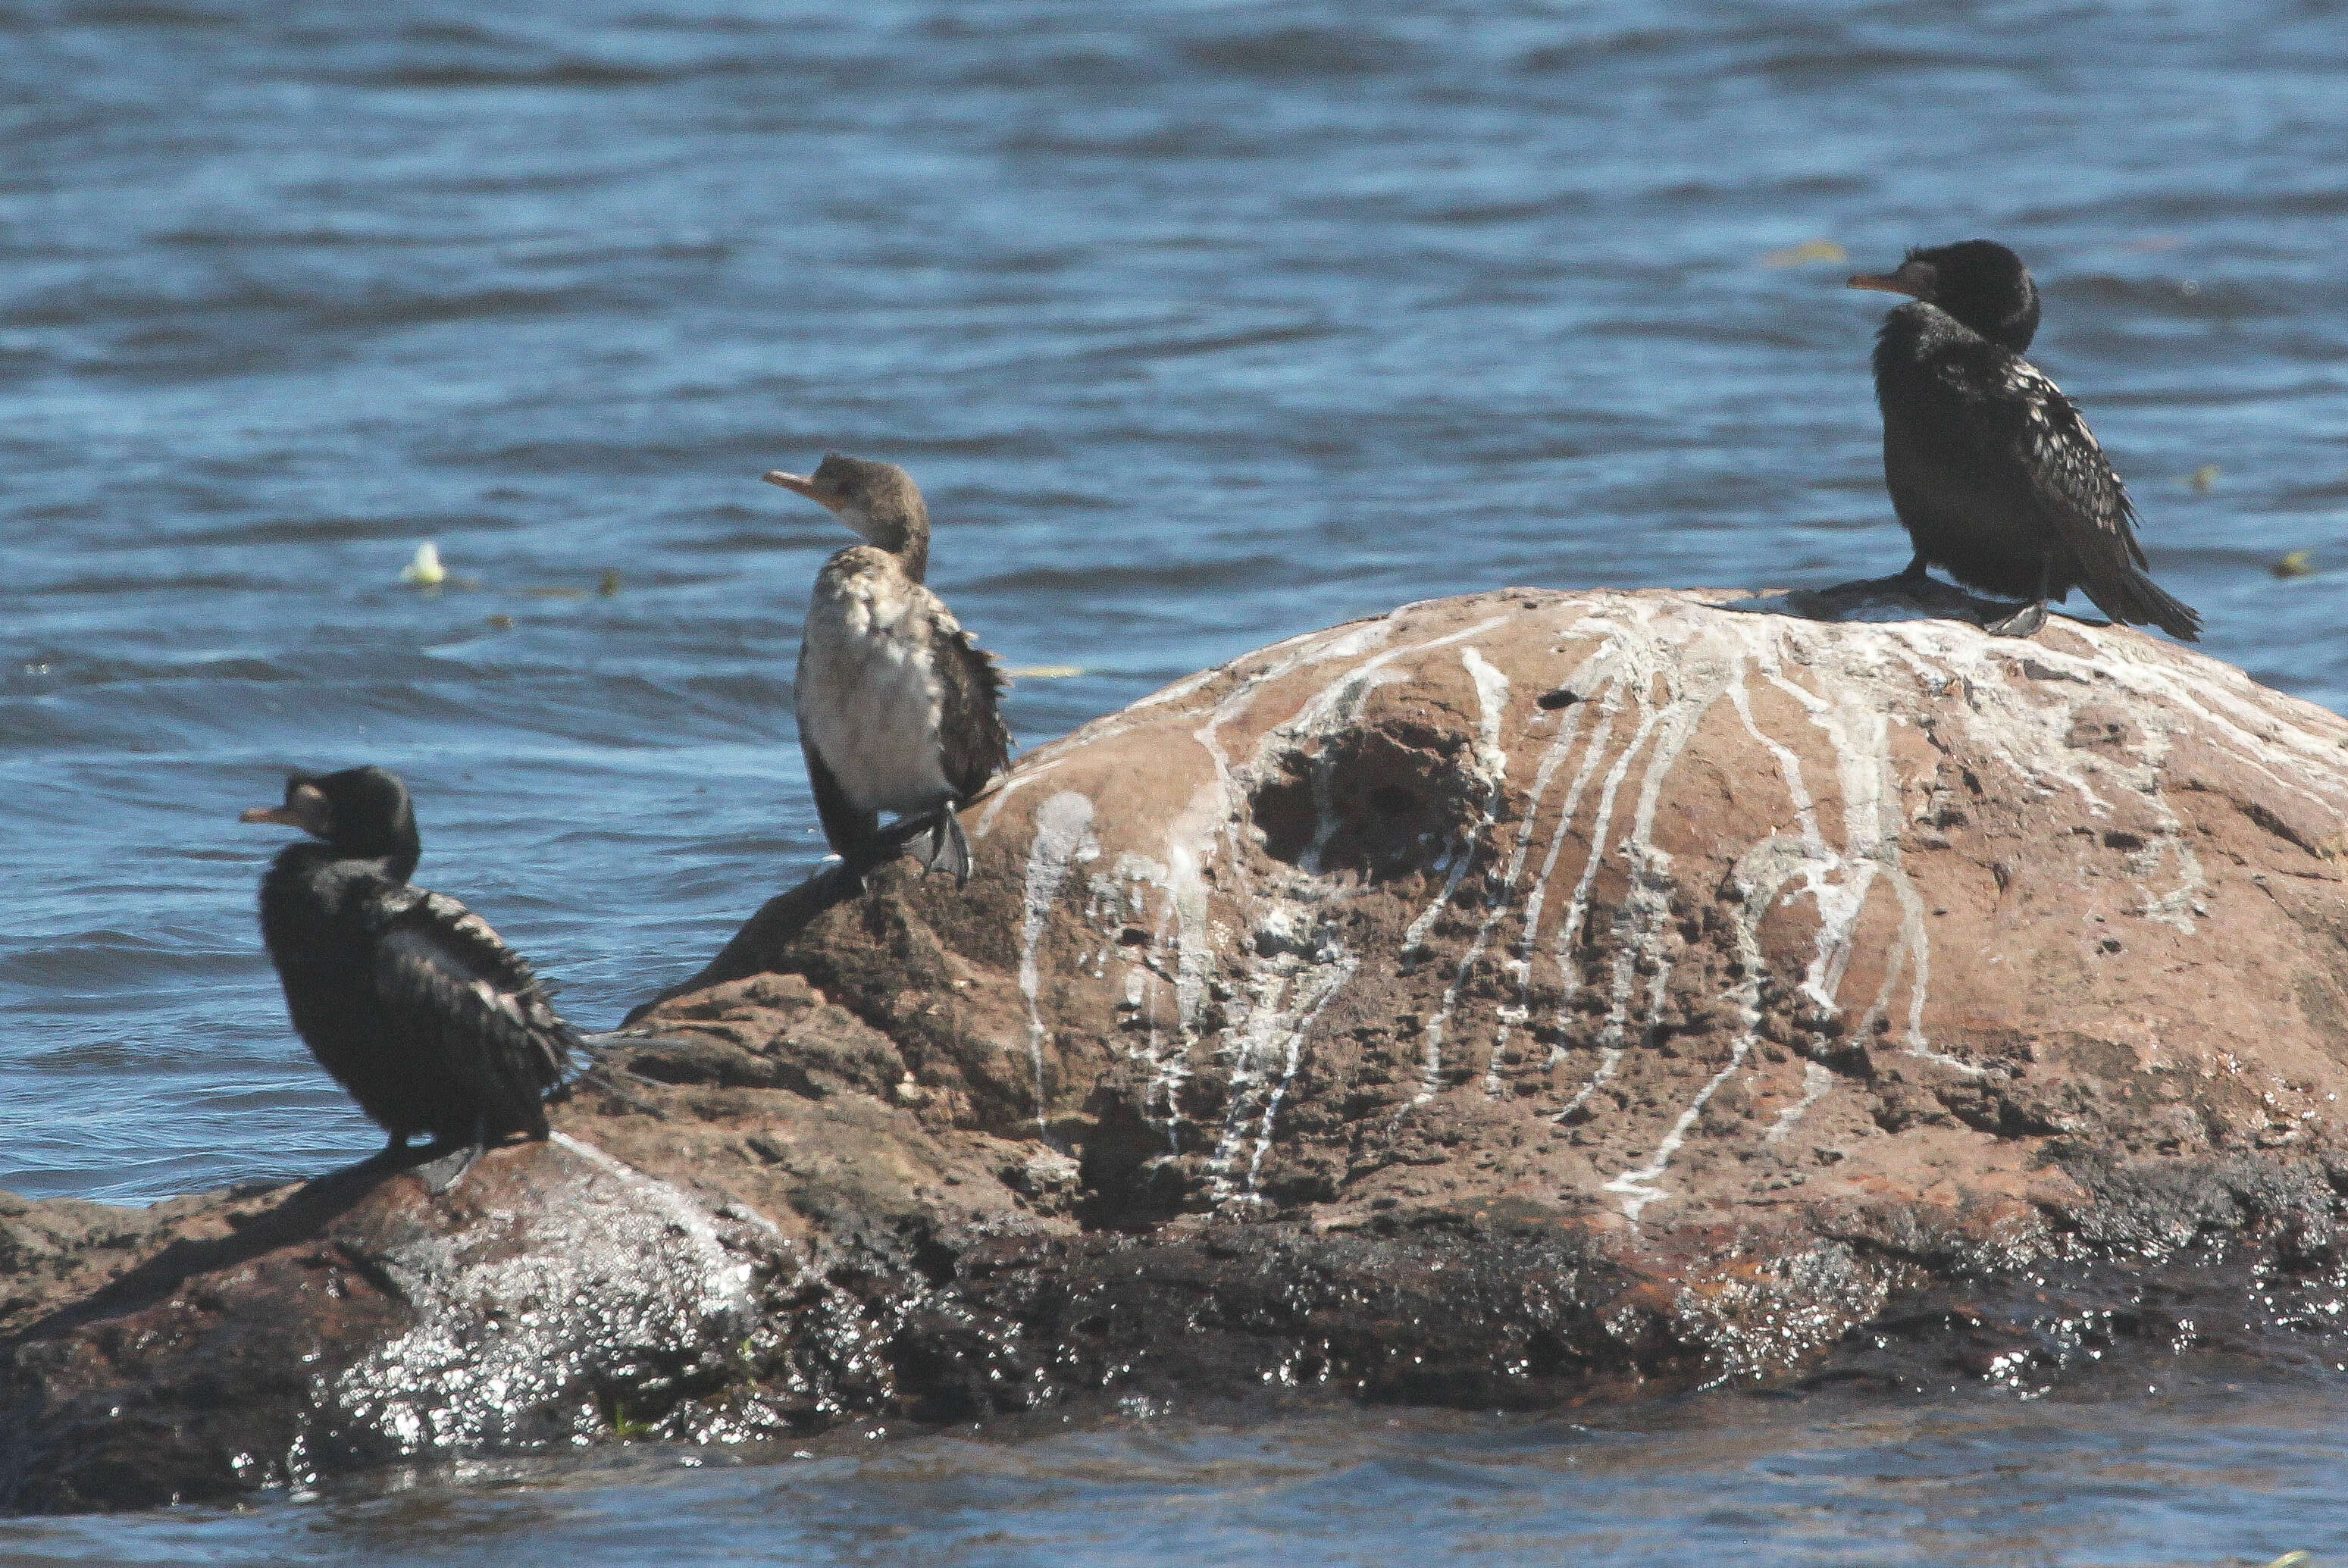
[241,766,575,1191]
[1849,239,2201,640]
[763,453,1011,885]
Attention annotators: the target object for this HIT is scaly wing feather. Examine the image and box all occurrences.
[367,887,574,1139]
[1993,360,2145,571]
[933,613,1013,803]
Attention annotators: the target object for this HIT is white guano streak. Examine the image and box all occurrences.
[1604,661,1827,1225]
[1181,619,1492,1201]
[1561,623,1723,1120]
[1019,790,1099,1135]
[1406,646,1511,1105]
[1480,671,1599,1096]
[1756,631,1954,1068]
[1100,850,1189,1147]
[1202,614,1517,1190]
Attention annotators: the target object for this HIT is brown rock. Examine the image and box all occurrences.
[0,1138,769,1510]
[660,587,2348,1229]
[14,587,2348,1510]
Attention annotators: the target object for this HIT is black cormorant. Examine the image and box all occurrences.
[242,766,575,1191]
[1849,239,2201,640]
[763,454,1012,886]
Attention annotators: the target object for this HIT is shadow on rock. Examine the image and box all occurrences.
[17,1159,399,1342]
[1716,573,2115,632]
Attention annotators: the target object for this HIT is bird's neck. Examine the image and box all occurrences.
[1939,296,2037,355]
[845,504,931,583]
[885,522,929,584]
[1876,300,2010,364]
[275,839,418,889]
[888,530,925,580]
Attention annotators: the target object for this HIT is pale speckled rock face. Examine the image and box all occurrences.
[740,588,2348,1234]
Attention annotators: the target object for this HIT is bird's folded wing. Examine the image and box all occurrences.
[935,613,1014,801]
[1993,361,2147,568]
[368,889,573,1094]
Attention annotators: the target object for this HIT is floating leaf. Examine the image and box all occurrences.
[525,586,589,600]
[1761,239,1847,268]
[399,540,447,587]
[2272,549,2315,579]
[2190,464,2220,493]
[484,613,514,631]
[598,568,622,596]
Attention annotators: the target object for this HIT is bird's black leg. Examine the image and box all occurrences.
[833,835,894,892]
[414,1116,487,1196]
[1899,552,1932,582]
[1983,556,2052,638]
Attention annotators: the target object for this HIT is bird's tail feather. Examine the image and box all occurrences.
[2093,565,2202,643]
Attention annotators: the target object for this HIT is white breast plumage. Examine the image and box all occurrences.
[797,556,956,815]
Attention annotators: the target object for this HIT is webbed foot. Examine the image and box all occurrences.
[1983,599,2049,637]
[909,807,973,887]
[413,1118,487,1195]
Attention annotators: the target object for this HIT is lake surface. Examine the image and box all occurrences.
[5,0,2346,1551]
[4,1382,2344,1566]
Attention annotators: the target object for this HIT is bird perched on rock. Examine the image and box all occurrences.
[1849,239,2201,640]
[242,766,575,1192]
[763,453,1011,885]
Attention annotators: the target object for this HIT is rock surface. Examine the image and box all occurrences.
[0,1136,764,1510]
[654,585,2348,1229]
[14,586,2348,1510]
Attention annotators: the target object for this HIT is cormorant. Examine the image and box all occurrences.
[241,766,575,1192]
[763,453,1011,885]
[1849,239,2201,640]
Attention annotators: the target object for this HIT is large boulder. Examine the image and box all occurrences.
[12,585,2348,1511]
[665,585,2348,1230]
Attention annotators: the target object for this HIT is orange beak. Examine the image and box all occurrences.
[1848,258,1936,299]
[240,805,302,825]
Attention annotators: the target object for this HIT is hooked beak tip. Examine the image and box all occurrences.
[762,471,825,504]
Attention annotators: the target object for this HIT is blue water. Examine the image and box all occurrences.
[6,0,2348,1545]
[3,1385,2344,1565]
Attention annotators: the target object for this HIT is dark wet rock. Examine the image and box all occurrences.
[0,1138,766,1511]
[13,587,2348,1510]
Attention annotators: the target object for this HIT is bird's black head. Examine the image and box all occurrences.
[1850,239,2040,352]
[760,452,932,580]
[242,765,421,878]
